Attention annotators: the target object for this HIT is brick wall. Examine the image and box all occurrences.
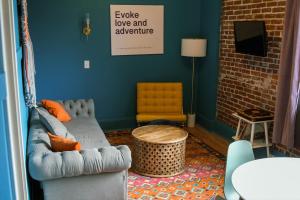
[217,0,286,133]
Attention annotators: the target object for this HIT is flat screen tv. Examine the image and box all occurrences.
[234,21,267,57]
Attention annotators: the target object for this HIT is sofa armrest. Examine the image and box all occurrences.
[28,145,131,181]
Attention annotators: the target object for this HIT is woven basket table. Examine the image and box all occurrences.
[132,125,188,177]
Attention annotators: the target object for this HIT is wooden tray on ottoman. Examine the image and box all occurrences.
[132,125,188,177]
[238,108,273,122]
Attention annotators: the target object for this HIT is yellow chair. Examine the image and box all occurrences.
[136,82,187,124]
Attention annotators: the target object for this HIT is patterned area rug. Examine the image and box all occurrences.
[106,130,225,200]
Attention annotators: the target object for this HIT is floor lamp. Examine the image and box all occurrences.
[181,38,207,127]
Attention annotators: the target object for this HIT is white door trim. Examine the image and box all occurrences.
[0,0,28,199]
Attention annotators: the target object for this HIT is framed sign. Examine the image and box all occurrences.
[110,5,164,56]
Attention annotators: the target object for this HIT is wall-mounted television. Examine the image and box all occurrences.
[233,21,267,57]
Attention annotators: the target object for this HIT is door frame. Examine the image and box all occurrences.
[0,0,28,199]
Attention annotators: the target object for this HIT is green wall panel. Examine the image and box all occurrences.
[196,0,235,139]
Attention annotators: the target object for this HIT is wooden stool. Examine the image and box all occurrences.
[232,109,273,157]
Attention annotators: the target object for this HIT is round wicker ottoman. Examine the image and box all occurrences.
[132,125,188,177]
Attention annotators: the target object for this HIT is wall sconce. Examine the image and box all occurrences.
[83,13,92,39]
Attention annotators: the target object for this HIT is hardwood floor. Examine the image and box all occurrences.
[185,125,230,156]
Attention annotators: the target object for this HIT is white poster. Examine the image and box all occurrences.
[110,5,164,56]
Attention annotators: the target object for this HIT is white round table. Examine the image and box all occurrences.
[232,157,300,200]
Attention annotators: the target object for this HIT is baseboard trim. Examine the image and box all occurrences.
[197,114,234,140]
[196,114,215,131]
[213,120,235,140]
[98,116,136,132]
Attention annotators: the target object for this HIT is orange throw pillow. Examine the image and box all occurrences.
[48,132,81,152]
[41,99,71,122]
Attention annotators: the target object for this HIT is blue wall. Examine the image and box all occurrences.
[28,0,231,136]
[197,0,221,125]
[28,0,202,130]
[196,0,234,139]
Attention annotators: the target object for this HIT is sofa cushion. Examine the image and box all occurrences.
[37,108,69,138]
[136,113,186,122]
[63,118,110,149]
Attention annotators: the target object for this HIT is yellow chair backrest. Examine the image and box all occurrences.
[137,82,183,114]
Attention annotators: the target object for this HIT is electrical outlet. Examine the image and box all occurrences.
[84,60,90,69]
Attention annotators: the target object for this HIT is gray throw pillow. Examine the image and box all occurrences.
[36,107,70,138]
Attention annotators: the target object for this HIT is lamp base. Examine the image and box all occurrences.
[187,113,196,127]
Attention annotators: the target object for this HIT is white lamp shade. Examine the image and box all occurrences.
[181,38,207,57]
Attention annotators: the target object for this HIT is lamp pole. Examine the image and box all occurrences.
[191,57,195,114]
[181,38,207,127]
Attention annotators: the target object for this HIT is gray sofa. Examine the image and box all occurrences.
[27,99,132,200]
